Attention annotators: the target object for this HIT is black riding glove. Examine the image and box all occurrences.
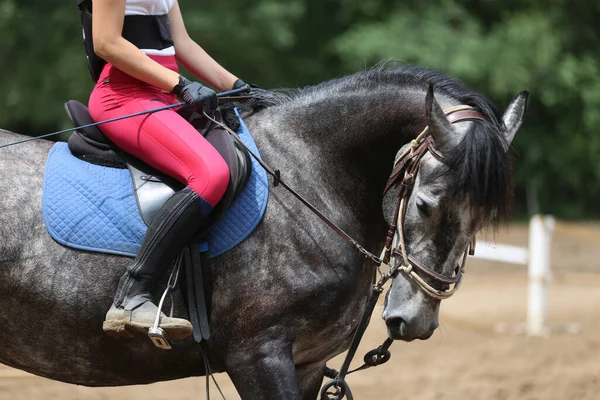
[232,78,250,91]
[172,76,218,114]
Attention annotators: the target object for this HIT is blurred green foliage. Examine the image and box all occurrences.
[0,0,598,218]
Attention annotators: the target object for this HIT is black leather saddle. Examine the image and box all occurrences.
[64,100,251,228]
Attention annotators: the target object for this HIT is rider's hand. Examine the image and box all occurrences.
[232,78,250,91]
[172,76,218,114]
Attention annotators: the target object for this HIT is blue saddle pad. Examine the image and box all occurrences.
[42,111,268,258]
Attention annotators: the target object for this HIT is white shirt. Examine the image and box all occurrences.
[125,0,177,56]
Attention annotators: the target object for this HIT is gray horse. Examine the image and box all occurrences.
[0,66,526,399]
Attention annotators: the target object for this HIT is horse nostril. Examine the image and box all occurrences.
[385,316,405,329]
[385,316,410,340]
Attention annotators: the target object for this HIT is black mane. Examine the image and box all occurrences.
[221,87,291,130]
[225,65,513,225]
[441,118,513,227]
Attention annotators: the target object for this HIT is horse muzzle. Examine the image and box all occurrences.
[384,316,438,341]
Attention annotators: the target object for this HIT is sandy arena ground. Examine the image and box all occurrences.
[1,222,599,399]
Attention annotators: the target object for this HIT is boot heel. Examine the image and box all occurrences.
[102,319,135,339]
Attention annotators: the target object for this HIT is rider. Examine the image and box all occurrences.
[82,0,247,340]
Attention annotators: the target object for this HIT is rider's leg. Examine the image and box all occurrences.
[103,186,212,339]
[89,72,230,339]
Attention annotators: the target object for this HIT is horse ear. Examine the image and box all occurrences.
[502,90,529,150]
[425,84,456,152]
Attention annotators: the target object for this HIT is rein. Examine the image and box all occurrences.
[203,113,384,265]
[0,87,250,150]
[205,105,486,399]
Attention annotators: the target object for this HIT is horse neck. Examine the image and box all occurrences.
[289,87,458,170]
[253,87,458,246]
[281,88,455,208]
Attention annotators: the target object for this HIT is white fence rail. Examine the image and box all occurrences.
[474,214,555,336]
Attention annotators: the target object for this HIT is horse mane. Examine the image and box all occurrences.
[224,65,513,226]
[441,107,513,228]
[221,87,292,130]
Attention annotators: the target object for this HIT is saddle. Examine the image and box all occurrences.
[63,100,253,347]
[64,100,252,228]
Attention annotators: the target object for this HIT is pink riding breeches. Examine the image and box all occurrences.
[88,55,229,207]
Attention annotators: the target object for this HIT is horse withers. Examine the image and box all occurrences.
[0,66,526,399]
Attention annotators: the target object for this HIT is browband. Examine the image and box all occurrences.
[446,109,487,124]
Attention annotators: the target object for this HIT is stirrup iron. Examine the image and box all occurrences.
[148,327,172,350]
[148,258,181,350]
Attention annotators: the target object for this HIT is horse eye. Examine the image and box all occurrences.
[416,198,431,216]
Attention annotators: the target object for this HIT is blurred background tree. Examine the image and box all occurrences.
[0,0,598,218]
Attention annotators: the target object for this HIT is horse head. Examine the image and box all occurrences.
[381,86,528,341]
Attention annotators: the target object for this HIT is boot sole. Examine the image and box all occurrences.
[103,319,192,341]
[102,319,135,339]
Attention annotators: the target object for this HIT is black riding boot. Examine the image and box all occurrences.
[103,187,213,340]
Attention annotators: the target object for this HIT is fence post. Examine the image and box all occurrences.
[527,214,555,336]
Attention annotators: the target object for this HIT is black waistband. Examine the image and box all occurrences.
[122,14,174,51]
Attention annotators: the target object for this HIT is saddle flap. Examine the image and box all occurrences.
[128,165,179,226]
[201,128,252,228]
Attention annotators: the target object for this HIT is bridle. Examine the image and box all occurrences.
[379,105,485,300]
[204,104,488,400]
